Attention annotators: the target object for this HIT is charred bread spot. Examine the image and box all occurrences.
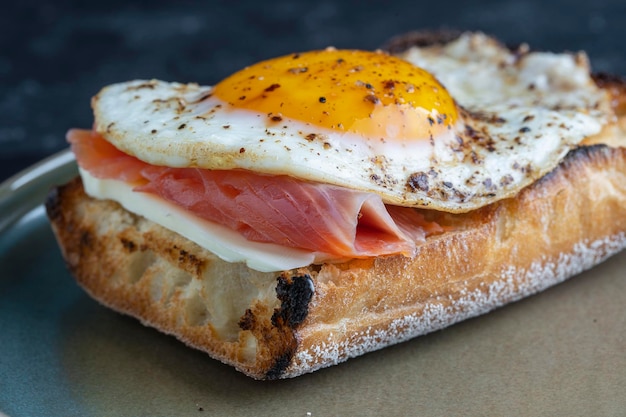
[167,245,205,275]
[66,227,97,275]
[48,180,100,274]
[235,301,300,379]
[45,178,89,271]
[46,177,87,226]
[535,144,609,188]
[44,185,64,223]
[238,308,255,331]
[265,348,296,380]
[565,144,614,170]
[272,274,314,328]
[80,229,94,250]
[120,237,137,252]
[382,29,462,54]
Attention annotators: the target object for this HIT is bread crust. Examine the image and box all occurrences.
[46,143,626,379]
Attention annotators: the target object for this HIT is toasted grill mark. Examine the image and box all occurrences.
[120,237,137,252]
[168,245,205,275]
[265,349,296,380]
[44,186,63,223]
[260,274,314,379]
[537,144,611,187]
[238,309,256,331]
[80,230,94,250]
[180,250,202,272]
[272,274,314,328]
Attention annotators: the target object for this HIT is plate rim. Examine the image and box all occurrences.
[0,148,77,233]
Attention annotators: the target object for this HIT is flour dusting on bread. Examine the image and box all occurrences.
[289,232,626,377]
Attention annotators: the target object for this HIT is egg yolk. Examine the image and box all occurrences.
[212,48,457,141]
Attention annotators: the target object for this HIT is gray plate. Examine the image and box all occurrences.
[1,151,625,417]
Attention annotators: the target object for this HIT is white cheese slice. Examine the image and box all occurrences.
[79,168,326,272]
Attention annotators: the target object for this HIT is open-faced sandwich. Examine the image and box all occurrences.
[46,31,626,379]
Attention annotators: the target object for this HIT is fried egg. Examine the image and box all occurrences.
[93,33,610,213]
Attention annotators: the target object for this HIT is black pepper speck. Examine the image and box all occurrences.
[265,83,281,92]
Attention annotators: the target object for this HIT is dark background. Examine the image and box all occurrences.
[2,0,626,182]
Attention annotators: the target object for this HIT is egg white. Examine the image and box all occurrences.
[92,33,610,213]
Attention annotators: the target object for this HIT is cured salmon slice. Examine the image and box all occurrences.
[68,129,442,258]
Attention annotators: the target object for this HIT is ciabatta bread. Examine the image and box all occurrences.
[46,141,626,379]
[46,32,626,379]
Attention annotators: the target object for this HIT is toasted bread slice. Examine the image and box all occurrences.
[46,141,626,379]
